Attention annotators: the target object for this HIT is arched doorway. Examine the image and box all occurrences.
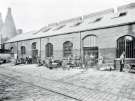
[82,34,98,66]
[46,43,53,57]
[117,35,135,58]
[10,47,14,57]
[31,42,38,63]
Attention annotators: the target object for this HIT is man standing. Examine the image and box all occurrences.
[84,52,89,70]
[120,52,125,72]
[98,54,104,65]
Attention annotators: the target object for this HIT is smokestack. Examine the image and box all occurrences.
[17,29,23,34]
[0,13,3,30]
[1,7,17,40]
[0,13,3,44]
[8,8,11,14]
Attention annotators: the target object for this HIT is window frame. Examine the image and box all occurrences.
[10,47,14,53]
[63,41,73,57]
[32,42,37,50]
[82,34,97,47]
[46,43,53,57]
[21,46,26,55]
[116,35,135,58]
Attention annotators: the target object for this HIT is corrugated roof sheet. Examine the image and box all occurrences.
[6,3,135,43]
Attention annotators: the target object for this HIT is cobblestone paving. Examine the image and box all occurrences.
[61,69,135,100]
[0,65,135,101]
[0,74,77,101]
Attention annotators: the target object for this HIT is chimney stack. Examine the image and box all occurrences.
[8,7,11,14]
[17,29,23,34]
[1,7,17,40]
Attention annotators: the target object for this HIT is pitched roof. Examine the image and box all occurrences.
[7,31,38,42]
[6,3,135,43]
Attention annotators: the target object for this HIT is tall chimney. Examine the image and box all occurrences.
[8,8,11,14]
[17,29,23,34]
[0,13,3,45]
[0,13,3,30]
[1,7,17,40]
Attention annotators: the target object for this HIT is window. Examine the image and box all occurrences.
[21,46,26,55]
[32,42,37,50]
[117,35,135,58]
[83,35,97,47]
[1,44,4,50]
[63,41,73,57]
[10,47,14,53]
[46,43,53,57]
[31,42,38,63]
[53,25,65,31]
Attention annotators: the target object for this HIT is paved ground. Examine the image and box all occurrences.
[1,64,83,80]
[0,63,135,101]
[0,74,76,101]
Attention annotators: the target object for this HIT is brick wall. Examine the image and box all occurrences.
[4,23,135,65]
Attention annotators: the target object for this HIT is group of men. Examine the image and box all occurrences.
[84,51,126,72]
[14,54,32,64]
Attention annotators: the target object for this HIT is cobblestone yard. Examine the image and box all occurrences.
[0,75,76,101]
[0,64,135,101]
[61,69,135,100]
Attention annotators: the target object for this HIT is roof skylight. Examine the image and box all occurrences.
[112,12,127,19]
[88,17,102,24]
[93,17,102,22]
[53,25,65,31]
[42,28,52,32]
[70,22,82,27]
[119,12,127,17]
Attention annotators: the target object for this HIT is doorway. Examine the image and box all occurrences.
[83,47,98,66]
[82,34,98,66]
[117,35,135,58]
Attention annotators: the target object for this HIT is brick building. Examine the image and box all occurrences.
[3,3,135,67]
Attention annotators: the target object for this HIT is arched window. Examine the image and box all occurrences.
[82,34,97,47]
[32,42,37,50]
[117,35,135,58]
[21,46,26,55]
[63,41,73,57]
[10,47,14,53]
[31,42,38,63]
[46,43,53,57]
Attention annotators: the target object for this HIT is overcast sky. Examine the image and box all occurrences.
[0,0,134,32]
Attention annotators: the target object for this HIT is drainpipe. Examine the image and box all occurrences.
[17,41,18,57]
[40,38,41,58]
[124,38,126,58]
[80,31,82,68]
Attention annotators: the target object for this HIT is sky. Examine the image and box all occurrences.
[0,0,134,32]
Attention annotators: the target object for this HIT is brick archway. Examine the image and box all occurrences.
[82,35,98,66]
[116,35,135,58]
